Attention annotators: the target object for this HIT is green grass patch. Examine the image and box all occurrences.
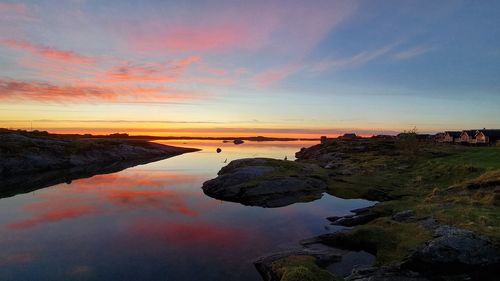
[428,147,500,170]
[321,218,431,265]
[271,255,341,281]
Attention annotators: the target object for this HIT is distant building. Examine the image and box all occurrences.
[443,131,461,143]
[434,132,446,142]
[475,129,500,144]
[372,134,395,139]
[416,134,433,141]
[459,130,477,144]
[338,133,358,140]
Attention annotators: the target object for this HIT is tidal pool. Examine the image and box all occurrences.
[0,140,373,281]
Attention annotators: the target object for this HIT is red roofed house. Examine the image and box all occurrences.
[475,130,500,145]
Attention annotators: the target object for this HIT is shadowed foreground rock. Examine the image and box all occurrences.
[202,158,329,207]
[402,225,500,279]
[346,265,429,281]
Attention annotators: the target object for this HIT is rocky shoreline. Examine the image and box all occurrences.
[202,138,500,280]
[0,130,198,196]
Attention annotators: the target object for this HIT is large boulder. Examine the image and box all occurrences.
[202,158,329,207]
[402,225,500,278]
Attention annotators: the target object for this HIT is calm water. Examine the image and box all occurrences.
[0,140,372,281]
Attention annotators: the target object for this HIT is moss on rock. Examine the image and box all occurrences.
[271,255,341,281]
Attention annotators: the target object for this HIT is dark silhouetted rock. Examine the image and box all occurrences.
[346,265,429,281]
[327,213,379,227]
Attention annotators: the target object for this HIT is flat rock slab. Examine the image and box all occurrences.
[202,158,328,207]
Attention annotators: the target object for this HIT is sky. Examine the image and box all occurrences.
[0,0,499,137]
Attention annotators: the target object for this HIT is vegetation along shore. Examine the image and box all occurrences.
[203,133,500,281]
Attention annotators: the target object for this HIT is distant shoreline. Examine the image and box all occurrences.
[0,128,319,142]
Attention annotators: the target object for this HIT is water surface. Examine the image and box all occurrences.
[0,140,372,281]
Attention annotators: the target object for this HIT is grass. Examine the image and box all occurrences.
[297,139,500,264]
[320,218,431,265]
[235,158,331,189]
[271,255,341,281]
[428,147,500,170]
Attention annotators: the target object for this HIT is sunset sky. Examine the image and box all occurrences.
[1,0,499,137]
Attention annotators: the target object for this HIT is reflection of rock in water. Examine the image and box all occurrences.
[0,156,174,199]
[202,158,328,208]
[216,148,222,153]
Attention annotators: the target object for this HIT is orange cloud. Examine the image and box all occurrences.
[105,56,200,82]
[70,171,201,189]
[0,39,95,64]
[0,79,201,102]
[175,55,201,66]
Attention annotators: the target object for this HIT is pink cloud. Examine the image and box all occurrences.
[0,38,95,64]
[127,219,249,248]
[253,63,302,86]
[0,3,26,14]
[123,1,355,53]
[7,205,99,230]
[130,23,256,52]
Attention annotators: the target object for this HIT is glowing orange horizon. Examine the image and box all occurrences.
[23,127,376,139]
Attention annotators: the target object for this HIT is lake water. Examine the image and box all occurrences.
[0,140,373,281]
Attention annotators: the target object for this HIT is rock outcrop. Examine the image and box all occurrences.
[346,265,429,281]
[0,130,198,196]
[402,225,500,279]
[202,158,329,207]
[0,131,198,177]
